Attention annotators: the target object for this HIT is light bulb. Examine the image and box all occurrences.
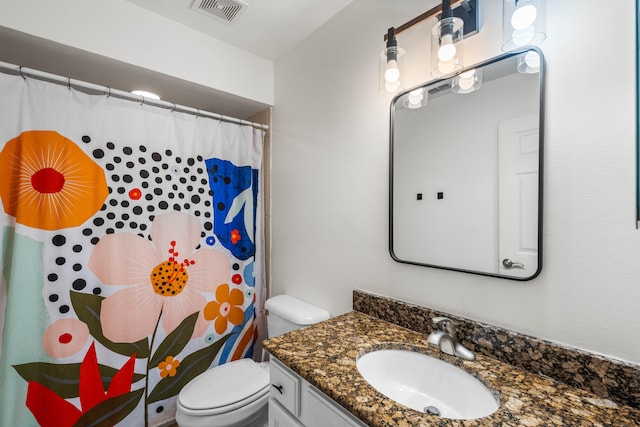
[438,33,456,62]
[524,51,540,69]
[511,5,537,30]
[437,61,456,75]
[511,27,535,46]
[385,80,400,94]
[459,70,476,79]
[407,89,425,107]
[458,71,476,90]
[385,59,400,83]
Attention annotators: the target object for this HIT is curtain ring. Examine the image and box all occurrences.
[18,66,26,80]
[171,102,177,112]
[140,95,145,106]
[106,86,112,98]
[67,77,72,91]
[196,109,201,118]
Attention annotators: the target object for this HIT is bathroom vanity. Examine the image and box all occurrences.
[269,358,367,427]
[263,294,640,427]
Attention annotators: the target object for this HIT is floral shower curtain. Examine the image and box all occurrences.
[0,69,265,426]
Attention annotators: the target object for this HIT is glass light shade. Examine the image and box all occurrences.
[451,68,482,94]
[431,17,464,78]
[401,87,428,109]
[379,46,406,95]
[502,0,546,51]
[517,50,541,73]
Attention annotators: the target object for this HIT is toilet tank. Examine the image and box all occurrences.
[265,295,330,338]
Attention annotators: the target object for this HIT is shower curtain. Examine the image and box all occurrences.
[0,70,265,426]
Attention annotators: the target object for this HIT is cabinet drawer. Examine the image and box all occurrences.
[270,359,300,416]
[269,399,304,427]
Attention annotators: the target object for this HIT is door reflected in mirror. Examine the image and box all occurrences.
[389,48,544,280]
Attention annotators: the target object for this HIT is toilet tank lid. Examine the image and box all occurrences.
[265,295,330,325]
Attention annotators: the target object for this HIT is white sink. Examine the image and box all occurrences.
[356,349,499,420]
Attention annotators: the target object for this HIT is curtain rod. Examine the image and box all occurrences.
[0,61,269,131]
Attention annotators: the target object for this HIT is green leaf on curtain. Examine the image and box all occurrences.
[13,362,145,399]
[147,333,233,404]
[70,291,150,358]
[149,312,199,368]
[72,388,144,427]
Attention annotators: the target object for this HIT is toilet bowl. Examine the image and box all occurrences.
[176,359,270,427]
[175,295,330,427]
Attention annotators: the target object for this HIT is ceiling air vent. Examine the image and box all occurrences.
[190,0,248,23]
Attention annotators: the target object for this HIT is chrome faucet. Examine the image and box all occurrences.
[427,317,475,361]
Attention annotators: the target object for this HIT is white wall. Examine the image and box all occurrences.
[272,0,640,364]
[0,0,273,105]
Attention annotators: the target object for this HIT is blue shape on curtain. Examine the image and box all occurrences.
[243,262,255,287]
[205,159,259,260]
[218,303,255,363]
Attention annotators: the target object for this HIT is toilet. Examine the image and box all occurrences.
[175,294,330,427]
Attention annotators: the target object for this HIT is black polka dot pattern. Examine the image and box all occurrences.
[43,133,234,319]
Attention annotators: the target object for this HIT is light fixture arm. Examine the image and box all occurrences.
[383,0,477,42]
[440,0,455,38]
[441,0,454,19]
[386,28,398,63]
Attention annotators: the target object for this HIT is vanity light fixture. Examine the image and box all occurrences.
[379,28,405,95]
[380,1,478,92]
[451,68,482,93]
[431,0,465,77]
[502,0,546,51]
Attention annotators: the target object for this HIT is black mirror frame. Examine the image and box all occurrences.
[388,47,545,281]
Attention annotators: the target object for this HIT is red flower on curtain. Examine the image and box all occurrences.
[25,343,136,427]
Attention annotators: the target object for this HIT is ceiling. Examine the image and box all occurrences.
[126,0,354,61]
[0,0,353,119]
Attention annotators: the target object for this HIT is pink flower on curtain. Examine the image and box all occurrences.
[42,318,90,359]
[88,211,231,343]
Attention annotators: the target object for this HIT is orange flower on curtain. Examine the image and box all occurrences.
[203,283,245,334]
[88,211,231,343]
[0,130,108,230]
[158,356,180,378]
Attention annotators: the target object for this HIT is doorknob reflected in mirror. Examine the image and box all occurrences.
[502,259,525,269]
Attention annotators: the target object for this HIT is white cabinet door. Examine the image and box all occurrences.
[268,356,368,427]
[270,359,301,417]
[269,399,304,427]
[304,386,368,427]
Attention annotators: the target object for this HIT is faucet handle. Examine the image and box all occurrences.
[432,317,456,334]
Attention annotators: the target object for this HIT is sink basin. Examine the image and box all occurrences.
[356,349,499,420]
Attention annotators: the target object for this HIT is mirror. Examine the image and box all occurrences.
[389,48,544,281]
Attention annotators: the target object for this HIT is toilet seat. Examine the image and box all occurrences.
[177,359,270,416]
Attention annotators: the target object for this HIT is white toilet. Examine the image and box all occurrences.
[175,294,330,427]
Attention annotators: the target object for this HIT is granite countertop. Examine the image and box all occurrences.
[262,311,640,427]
